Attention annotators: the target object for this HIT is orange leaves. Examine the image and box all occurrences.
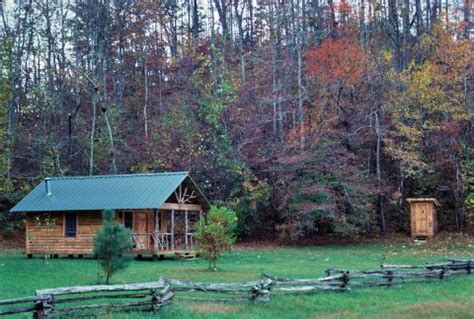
[305,37,366,88]
[336,0,353,17]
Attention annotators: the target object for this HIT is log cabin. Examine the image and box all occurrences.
[10,172,210,258]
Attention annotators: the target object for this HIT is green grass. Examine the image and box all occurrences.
[0,237,473,318]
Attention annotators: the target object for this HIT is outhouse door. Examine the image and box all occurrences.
[416,203,429,235]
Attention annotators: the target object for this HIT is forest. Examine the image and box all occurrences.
[0,0,473,241]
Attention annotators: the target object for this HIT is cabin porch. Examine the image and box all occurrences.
[126,204,203,254]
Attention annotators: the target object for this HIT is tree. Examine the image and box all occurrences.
[93,210,132,284]
[464,147,474,225]
[2,0,473,243]
[0,35,12,192]
[195,206,237,270]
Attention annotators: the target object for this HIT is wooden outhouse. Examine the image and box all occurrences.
[10,172,209,258]
[407,198,440,239]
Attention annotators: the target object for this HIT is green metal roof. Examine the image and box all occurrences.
[10,172,209,213]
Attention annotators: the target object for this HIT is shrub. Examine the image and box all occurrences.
[195,206,237,270]
[0,195,23,238]
[93,210,132,284]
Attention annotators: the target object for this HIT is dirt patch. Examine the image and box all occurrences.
[394,301,473,319]
[312,310,354,319]
[234,231,474,251]
[186,302,242,314]
[404,301,469,312]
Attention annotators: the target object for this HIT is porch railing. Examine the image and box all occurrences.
[130,233,196,252]
[153,233,172,251]
[186,233,195,250]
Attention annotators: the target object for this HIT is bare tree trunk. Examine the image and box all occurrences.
[272,54,279,140]
[327,0,336,34]
[89,86,98,175]
[359,0,367,48]
[103,108,117,174]
[415,0,423,37]
[375,110,386,235]
[366,107,373,177]
[214,0,229,40]
[426,0,431,31]
[247,0,254,45]
[5,96,14,184]
[68,90,81,169]
[444,0,449,25]
[431,0,439,26]
[397,162,404,231]
[171,5,178,57]
[144,55,149,140]
[388,0,402,71]
[269,2,279,140]
[234,0,246,82]
[454,157,465,230]
[463,0,472,39]
[209,0,216,39]
[192,0,199,38]
[402,0,410,69]
[296,0,305,150]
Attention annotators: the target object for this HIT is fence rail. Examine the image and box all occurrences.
[0,280,173,318]
[163,278,274,303]
[0,259,472,318]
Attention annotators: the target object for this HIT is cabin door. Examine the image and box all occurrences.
[416,204,428,235]
[133,212,149,250]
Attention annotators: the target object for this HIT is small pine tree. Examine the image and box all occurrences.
[93,210,132,284]
[195,206,237,271]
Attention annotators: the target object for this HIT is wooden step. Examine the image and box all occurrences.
[175,251,197,261]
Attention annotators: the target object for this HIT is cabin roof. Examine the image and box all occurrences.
[10,172,210,213]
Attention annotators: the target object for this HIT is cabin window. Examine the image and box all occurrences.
[124,212,133,229]
[65,213,77,237]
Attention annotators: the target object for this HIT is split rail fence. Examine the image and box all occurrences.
[0,259,471,318]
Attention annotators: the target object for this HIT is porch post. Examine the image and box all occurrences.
[171,209,175,250]
[185,210,189,249]
[154,209,160,232]
[153,209,159,252]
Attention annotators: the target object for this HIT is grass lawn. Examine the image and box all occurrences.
[0,235,473,318]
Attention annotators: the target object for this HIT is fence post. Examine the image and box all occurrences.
[439,269,445,280]
[252,279,273,303]
[150,289,159,312]
[33,295,52,319]
[159,285,174,308]
[340,271,350,290]
[386,270,393,287]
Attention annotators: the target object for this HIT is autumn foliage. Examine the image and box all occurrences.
[0,1,473,241]
[306,38,366,88]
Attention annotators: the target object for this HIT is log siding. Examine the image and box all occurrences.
[26,211,104,255]
[25,206,203,256]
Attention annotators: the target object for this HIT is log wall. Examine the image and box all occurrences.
[26,211,108,255]
[25,206,204,256]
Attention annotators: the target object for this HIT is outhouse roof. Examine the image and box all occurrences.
[10,172,210,213]
[406,198,441,207]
